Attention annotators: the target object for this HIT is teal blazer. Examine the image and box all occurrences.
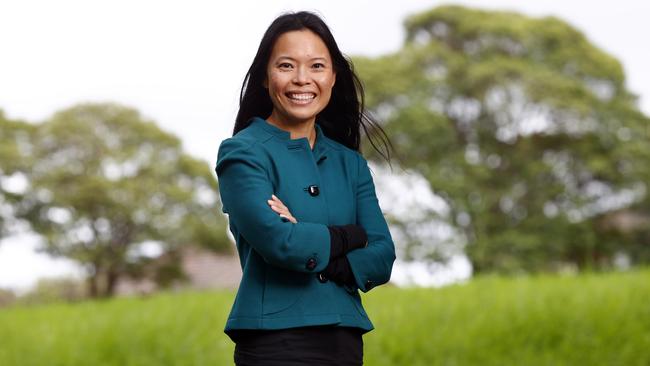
[215,117,395,335]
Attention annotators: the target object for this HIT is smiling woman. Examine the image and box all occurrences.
[216,11,395,366]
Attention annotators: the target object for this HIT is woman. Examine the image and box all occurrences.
[215,11,395,366]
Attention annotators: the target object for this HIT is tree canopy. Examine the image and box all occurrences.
[355,5,650,273]
[15,103,230,296]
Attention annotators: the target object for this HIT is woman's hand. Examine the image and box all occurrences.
[267,194,298,223]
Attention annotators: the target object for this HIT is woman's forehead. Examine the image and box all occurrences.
[270,30,331,61]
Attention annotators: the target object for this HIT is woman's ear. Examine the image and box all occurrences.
[331,72,336,87]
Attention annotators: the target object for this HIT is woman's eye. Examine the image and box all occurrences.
[312,63,325,69]
[278,63,293,69]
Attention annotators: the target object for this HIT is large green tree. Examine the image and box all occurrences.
[17,103,230,297]
[355,6,650,273]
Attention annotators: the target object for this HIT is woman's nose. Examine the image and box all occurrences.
[292,66,311,85]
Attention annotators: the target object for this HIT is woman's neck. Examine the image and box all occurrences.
[266,116,317,149]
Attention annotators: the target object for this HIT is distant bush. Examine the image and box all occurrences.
[18,277,87,305]
[0,288,16,308]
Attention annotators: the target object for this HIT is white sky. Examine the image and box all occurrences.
[1,0,649,291]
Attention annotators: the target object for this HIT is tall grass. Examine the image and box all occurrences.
[1,268,648,365]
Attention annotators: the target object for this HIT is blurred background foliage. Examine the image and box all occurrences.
[1,103,231,299]
[0,111,34,239]
[356,5,650,274]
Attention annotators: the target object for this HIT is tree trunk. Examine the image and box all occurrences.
[105,268,119,297]
[87,274,99,298]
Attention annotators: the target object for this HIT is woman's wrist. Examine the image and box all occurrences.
[321,256,356,287]
[327,224,367,260]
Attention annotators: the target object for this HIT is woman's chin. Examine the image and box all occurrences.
[278,110,321,124]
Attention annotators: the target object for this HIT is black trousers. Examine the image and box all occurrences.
[232,325,364,366]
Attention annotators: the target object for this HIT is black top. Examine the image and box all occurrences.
[232,325,363,366]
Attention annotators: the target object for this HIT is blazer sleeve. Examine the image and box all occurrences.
[215,137,331,273]
[346,154,396,292]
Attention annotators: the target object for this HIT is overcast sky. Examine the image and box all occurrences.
[1,0,649,291]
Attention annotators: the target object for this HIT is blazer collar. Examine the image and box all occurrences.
[248,117,341,161]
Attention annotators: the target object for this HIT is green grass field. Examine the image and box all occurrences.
[1,268,649,366]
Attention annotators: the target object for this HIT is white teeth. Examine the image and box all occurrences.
[288,93,315,100]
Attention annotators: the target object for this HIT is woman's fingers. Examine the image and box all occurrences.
[267,200,286,214]
[267,194,297,223]
[270,194,287,209]
[281,214,298,224]
[269,195,290,212]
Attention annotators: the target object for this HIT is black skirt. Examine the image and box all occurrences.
[231,325,364,366]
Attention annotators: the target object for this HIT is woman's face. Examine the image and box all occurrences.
[264,29,336,126]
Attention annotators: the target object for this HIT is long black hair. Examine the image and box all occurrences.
[233,11,393,164]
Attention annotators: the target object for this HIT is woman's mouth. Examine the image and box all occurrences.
[286,92,316,105]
